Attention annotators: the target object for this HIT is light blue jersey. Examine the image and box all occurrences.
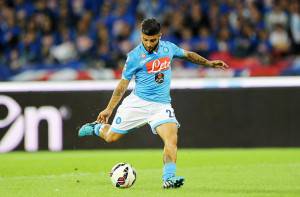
[122,41,185,104]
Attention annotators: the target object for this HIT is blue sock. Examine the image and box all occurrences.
[162,162,176,181]
[94,123,102,136]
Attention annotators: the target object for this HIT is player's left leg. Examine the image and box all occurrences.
[156,122,184,189]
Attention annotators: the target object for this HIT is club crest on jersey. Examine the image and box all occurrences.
[146,57,170,73]
[155,72,164,84]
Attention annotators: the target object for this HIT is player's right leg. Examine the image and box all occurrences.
[156,122,184,189]
[78,122,124,143]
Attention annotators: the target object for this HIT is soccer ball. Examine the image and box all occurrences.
[110,162,136,188]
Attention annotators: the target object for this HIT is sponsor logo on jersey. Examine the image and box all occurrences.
[146,57,170,73]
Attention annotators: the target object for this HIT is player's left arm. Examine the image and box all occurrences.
[183,50,229,70]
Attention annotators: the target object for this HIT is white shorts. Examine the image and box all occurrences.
[110,93,179,134]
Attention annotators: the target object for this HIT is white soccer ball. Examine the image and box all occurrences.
[110,162,136,188]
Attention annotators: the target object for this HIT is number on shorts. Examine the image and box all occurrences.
[166,109,174,118]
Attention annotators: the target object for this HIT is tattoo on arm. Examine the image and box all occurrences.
[185,51,210,66]
[112,80,128,97]
[106,79,129,110]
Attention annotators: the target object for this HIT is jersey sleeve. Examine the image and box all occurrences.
[169,42,185,58]
[122,55,136,81]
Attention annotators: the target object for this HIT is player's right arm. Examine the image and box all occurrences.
[97,53,136,124]
[96,79,130,124]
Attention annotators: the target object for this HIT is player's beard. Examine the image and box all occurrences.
[143,42,159,53]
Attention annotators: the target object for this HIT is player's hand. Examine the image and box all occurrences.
[209,60,229,70]
[96,108,113,124]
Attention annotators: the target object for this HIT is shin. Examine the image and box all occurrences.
[163,133,178,163]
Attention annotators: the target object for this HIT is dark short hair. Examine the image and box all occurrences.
[141,18,161,35]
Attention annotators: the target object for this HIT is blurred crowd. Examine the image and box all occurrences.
[0,0,300,81]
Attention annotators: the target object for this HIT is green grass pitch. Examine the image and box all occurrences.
[0,148,299,197]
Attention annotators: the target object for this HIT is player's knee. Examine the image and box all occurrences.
[104,136,117,143]
[166,143,177,151]
[164,138,177,149]
[104,133,120,143]
[166,141,177,148]
[165,134,178,146]
[164,140,177,156]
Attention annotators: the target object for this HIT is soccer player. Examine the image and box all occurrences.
[79,18,228,189]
